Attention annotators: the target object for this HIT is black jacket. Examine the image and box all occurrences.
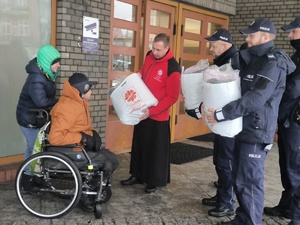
[16,58,57,128]
[216,40,294,144]
[213,44,240,70]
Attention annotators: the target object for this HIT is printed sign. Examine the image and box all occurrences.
[82,16,99,52]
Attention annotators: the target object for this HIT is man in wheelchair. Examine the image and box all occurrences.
[47,72,119,211]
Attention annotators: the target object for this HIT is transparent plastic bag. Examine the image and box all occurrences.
[184,59,210,74]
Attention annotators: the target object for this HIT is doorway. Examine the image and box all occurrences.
[106,0,229,152]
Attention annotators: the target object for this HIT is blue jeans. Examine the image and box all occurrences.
[20,126,40,161]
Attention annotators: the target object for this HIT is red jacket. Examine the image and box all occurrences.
[138,49,181,121]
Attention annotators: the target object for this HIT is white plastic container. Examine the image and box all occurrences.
[109,73,158,125]
[203,64,242,137]
[181,72,204,111]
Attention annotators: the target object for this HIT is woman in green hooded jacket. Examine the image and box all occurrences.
[16,44,61,165]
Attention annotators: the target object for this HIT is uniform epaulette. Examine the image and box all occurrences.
[268,48,296,75]
[267,52,276,60]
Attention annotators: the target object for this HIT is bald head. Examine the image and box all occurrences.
[209,40,233,58]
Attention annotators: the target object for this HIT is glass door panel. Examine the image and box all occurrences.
[150,9,170,28]
[185,18,201,34]
[183,39,200,54]
[113,0,137,22]
[112,28,136,47]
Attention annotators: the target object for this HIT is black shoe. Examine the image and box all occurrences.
[145,185,157,193]
[202,195,218,206]
[80,197,94,212]
[217,220,237,225]
[121,176,143,185]
[21,173,43,196]
[208,205,235,217]
[264,205,290,218]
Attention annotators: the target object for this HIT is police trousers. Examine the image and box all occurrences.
[213,134,235,209]
[232,140,268,225]
[277,123,293,209]
[279,122,300,225]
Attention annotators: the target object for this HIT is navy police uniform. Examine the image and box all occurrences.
[277,38,300,224]
[215,40,294,225]
[189,28,240,215]
[212,45,239,211]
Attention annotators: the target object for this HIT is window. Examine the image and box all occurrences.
[0,0,53,158]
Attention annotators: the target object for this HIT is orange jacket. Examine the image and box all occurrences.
[48,80,94,145]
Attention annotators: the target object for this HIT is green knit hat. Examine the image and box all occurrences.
[37,44,61,81]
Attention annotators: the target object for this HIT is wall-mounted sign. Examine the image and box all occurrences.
[82,16,99,52]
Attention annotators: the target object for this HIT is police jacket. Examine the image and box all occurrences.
[278,39,300,124]
[16,58,58,128]
[215,40,293,144]
[213,44,240,70]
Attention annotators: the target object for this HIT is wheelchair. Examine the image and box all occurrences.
[15,109,112,219]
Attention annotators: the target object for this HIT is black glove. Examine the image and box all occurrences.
[80,132,95,151]
[185,104,202,120]
[92,130,102,151]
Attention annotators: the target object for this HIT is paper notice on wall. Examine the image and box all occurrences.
[82,16,99,52]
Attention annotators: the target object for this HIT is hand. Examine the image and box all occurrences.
[206,108,217,126]
[92,130,102,151]
[80,132,95,150]
[139,108,149,121]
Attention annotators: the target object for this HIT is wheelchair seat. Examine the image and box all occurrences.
[46,145,89,169]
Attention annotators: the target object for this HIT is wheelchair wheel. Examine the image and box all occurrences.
[15,152,82,219]
[94,202,102,219]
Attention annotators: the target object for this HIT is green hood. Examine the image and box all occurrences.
[37,45,61,81]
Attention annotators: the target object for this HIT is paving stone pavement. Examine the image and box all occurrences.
[0,140,290,225]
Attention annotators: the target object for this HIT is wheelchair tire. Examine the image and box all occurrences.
[15,151,82,219]
[94,202,102,219]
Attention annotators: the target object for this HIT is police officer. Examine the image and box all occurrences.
[264,17,300,225]
[205,18,295,225]
[192,29,239,217]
